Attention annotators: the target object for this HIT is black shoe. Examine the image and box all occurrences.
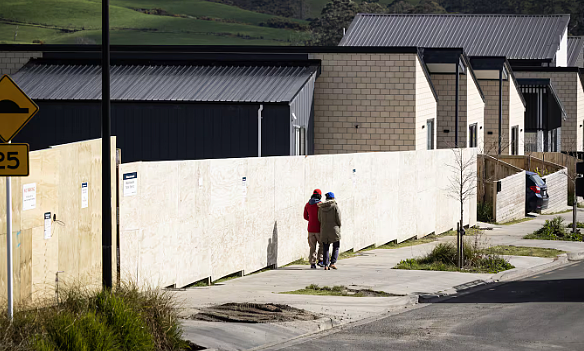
[317,261,324,267]
[310,264,317,269]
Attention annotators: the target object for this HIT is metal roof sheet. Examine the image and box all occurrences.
[339,14,569,60]
[10,64,318,103]
[568,37,584,67]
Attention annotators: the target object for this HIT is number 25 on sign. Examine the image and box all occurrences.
[0,143,29,176]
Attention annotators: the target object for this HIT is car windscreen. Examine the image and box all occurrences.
[529,174,546,187]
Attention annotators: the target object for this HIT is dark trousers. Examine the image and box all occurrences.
[323,241,340,267]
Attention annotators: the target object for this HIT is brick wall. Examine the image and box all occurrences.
[479,78,524,155]
[509,78,525,155]
[480,79,509,154]
[495,170,526,223]
[310,53,436,154]
[0,51,41,76]
[416,58,437,150]
[431,73,467,149]
[542,169,568,214]
[467,74,485,150]
[514,71,582,152]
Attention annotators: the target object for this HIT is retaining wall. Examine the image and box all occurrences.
[495,171,526,223]
[118,148,477,289]
[542,170,568,214]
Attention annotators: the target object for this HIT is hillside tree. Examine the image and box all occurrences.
[309,0,387,46]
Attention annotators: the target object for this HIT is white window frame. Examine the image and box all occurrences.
[294,126,307,156]
[426,119,435,150]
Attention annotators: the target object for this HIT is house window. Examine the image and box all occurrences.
[294,127,306,155]
[426,119,435,150]
[469,123,478,148]
[511,126,519,155]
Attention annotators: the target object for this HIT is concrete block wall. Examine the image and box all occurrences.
[495,170,526,223]
[431,73,467,149]
[480,79,510,154]
[415,58,438,150]
[479,78,524,155]
[467,74,485,149]
[514,71,583,152]
[0,51,41,76]
[118,148,477,289]
[542,169,568,214]
[310,53,437,154]
[509,78,525,155]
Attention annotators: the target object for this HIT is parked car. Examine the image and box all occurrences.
[525,171,549,214]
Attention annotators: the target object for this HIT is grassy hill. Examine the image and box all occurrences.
[0,0,311,45]
[0,0,425,45]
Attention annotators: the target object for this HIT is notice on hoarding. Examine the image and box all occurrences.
[44,212,52,240]
[81,182,89,209]
[123,172,138,197]
[23,183,36,211]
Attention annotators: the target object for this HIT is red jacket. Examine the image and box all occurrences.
[304,199,321,233]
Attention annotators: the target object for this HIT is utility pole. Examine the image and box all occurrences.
[102,0,112,289]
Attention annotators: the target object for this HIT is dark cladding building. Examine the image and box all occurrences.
[10,55,318,162]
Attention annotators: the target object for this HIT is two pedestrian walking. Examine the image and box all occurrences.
[303,189,341,270]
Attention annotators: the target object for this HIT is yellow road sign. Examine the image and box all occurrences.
[0,75,39,142]
[0,143,29,176]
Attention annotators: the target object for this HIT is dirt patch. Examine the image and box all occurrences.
[189,303,320,323]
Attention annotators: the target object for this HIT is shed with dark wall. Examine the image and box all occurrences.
[11,61,318,162]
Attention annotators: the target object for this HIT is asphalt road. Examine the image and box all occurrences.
[278,261,584,351]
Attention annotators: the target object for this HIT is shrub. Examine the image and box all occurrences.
[525,216,584,241]
[395,235,514,273]
[567,222,584,229]
[477,202,494,223]
[95,291,155,351]
[40,312,88,351]
[0,282,189,351]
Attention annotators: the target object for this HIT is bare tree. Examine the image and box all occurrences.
[447,147,477,268]
[476,135,513,220]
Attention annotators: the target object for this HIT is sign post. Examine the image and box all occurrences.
[5,154,11,320]
[0,74,38,320]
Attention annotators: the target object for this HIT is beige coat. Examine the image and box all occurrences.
[318,200,341,243]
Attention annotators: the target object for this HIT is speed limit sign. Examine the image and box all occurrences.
[0,143,29,176]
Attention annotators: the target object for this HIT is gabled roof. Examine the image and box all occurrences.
[339,14,570,61]
[568,37,584,67]
[11,62,318,103]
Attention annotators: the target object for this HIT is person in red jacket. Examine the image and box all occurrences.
[304,189,324,269]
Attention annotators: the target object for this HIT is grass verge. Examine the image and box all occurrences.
[496,217,534,225]
[484,245,565,258]
[524,216,584,241]
[394,239,514,274]
[542,209,572,215]
[280,284,392,297]
[0,282,191,351]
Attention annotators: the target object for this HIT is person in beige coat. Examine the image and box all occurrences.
[318,192,341,270]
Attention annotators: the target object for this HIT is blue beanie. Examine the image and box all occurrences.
[325,192,335,199]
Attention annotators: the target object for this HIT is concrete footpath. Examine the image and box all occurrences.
[176,209,584,351]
